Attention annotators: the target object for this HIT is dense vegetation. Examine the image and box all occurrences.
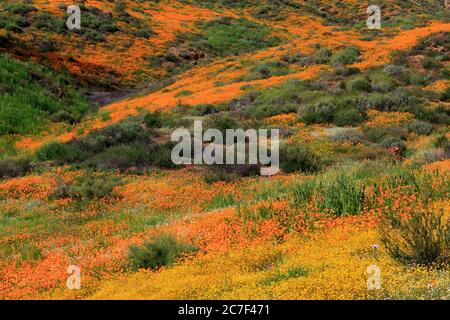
[0,0,448,300]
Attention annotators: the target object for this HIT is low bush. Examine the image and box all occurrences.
[203,167,236,184]
[330,128,364,144]
[383,64,406,76]
[51,174,122,201]
[127,234,198,270]
[133,27,152,38]
[346,76,371,92]
[380,207,449,266]
[150,141,177,169]
[364,91,418,112]
[299,98,338,124]
[0,158,32,179]
[381,137,407,156]
[441,87,450,102]
[35,117,179,170]
[280,144,323,173]
[433,134,449,148]
[189,104,218,116]
[206,113,242,135]
[407,72,429,86]
[365,126,407,143]
[243,61,290,81]
[313,48,332,64]
[334,108,366,126]
[240,79,317,118]
[419,149,445,164]
[144,111,179,129]
[84,144,152,171]
[50,110,77,124]
[407,120,433,135]
[35,142,75,163]
[330,47,360,65]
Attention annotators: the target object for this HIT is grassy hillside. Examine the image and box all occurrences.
[0,0,449,300]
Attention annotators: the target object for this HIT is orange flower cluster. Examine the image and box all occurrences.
[265,113,298,127]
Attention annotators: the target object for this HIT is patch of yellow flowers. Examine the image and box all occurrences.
[90,225,449,300]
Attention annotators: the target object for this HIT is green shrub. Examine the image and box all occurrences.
[299,98,338,124]
[280,145,323,173]
[433,134,449,148]
[346,76,371,92]
[380,207,449,266]
[189,104,218,116]
[144,112,163,128]
[33,11,65,33]
[372,80,396,93]
[52,174,122,201]
[419,149,445,164]
[243,60,290,81]
[365,91,418,112]
[330,47,360,65]
[369,71,397,93]
[240,79,314,118]
[0,158,32,179]
[77,121,146,152]
[407,72,429,86]
[144,111,179,128]
[5,3,36,15]
[151,141,177,169]
[381,137,407,156]
[441,87,450,102]
[35,142,73,162]
[84,144,152,170]
[127,234,198,270]
[421,57,441,69]
[333,65,361,76]
[334,108,365,126]
[206,113,242,135]
[313,48,332,64]
[50,110,77,124]
[203,167,236,184]
[365,126,407,143]
[383,64,406,76]
[174,90,193,97]
[407,120,433,135]
[330,128,364,144]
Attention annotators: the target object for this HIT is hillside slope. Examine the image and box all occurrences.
[0,0,449,300]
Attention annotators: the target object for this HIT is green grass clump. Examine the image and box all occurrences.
[315,174,365,216]
[127,234,198,270]
[259,267,309,286]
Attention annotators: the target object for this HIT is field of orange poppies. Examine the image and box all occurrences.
[0,0,449,300]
